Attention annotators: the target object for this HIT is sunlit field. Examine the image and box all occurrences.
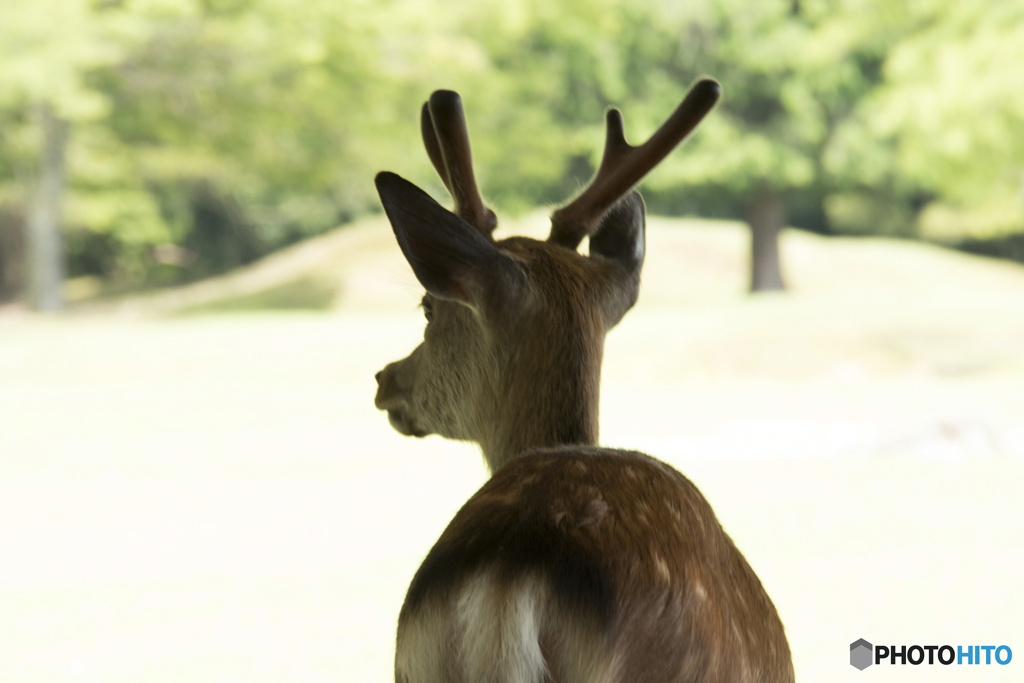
[2,214,1023,682]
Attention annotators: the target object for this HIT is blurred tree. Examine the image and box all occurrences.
[867,0,1024,242]
[0,0,138,308]
[81,0,450,282]
[26,104,70,310]
[637,0,897,291]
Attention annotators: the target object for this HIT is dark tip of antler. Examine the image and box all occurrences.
[692,77,722,101]
[429,90,464,116]
[605,109,627,150]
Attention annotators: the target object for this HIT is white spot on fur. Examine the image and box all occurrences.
[669,505,683,524]
[654,554,671,584]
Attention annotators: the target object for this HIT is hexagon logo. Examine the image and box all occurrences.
[850,639,873,670]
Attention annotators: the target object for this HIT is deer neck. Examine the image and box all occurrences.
[478,334,604,473]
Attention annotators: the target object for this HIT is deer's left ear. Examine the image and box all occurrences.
[589,191,645,328]
[375,171,517,306]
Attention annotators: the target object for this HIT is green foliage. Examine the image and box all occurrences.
[1,0,1022,300]
[824,192,915,237]
[867,0,1024,239]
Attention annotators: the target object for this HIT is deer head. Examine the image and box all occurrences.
[374,80,720,472]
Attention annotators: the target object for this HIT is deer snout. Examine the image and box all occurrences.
[374,358,429,438]
[374,361,406,411]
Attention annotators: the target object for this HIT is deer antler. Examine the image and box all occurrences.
[549,78,721,249]
[421,90,498,238]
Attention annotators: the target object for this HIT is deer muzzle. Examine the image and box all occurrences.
[374,358,429,438]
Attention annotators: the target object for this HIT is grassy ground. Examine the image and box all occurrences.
[2,214,1023,681]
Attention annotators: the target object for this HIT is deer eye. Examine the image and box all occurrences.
[421,297,434,322]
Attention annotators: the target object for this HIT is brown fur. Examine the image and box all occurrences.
[398,448,792,682]
[374,87,794,682]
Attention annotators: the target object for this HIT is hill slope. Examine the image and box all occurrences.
[91,212,1024,316]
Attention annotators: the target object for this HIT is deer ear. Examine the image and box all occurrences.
[589,191,645,327]
[375,172,510,305]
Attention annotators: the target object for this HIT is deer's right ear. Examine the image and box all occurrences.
[375,171,512,305]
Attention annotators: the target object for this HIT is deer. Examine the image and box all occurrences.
[373,79,794,683]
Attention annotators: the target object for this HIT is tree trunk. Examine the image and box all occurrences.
[745,187,786,293]
[26,102,70,311]
[0,205,26,304]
